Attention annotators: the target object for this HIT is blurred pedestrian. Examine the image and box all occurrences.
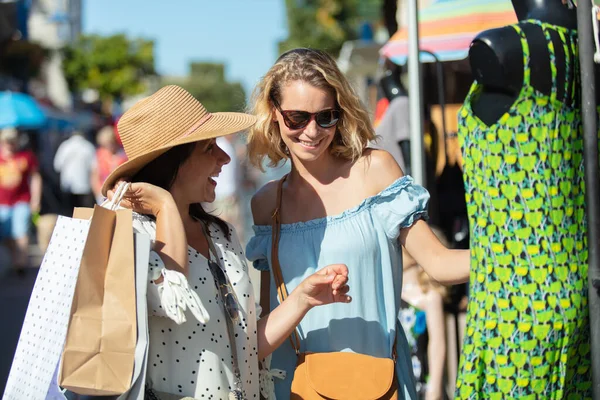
[53,130,97,210]
[210,135,245,243]
[91,125,127,203]
[0,127,42,274]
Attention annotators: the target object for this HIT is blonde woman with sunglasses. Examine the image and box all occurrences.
[103,85,351,400]
[245,48,470,399]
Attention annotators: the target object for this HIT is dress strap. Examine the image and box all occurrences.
[510,23,532,91]
[270,174,302,354]
[524,20,562,102]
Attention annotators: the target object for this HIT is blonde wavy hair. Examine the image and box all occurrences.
[247,48,376,170]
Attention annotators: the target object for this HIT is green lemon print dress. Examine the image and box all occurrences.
[455,21,592,399]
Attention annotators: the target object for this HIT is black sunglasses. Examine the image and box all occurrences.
[271,96,341,130]
[208,260,240,322]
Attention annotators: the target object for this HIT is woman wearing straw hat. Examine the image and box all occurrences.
[103,85,351,400]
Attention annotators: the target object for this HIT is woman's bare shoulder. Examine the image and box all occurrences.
[354,148,405,194]
[250,180,280,226]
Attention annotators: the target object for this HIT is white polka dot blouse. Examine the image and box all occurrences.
[132,213,261,399]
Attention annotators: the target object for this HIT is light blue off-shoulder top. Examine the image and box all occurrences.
[246,176,429,400]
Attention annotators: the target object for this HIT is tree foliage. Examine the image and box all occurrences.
[165,62,246,113]
[279,0,383,56]
[62,34,155,100]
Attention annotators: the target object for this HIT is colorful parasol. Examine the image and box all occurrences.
[381,0,517,64]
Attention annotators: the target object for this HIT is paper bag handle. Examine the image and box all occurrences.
[101,182,131,211]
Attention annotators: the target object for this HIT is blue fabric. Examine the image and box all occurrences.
[246,175,429,400]
[0,201,31,240]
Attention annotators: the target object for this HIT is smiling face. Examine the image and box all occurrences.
[170,139,231,204]
[274,80,339,164]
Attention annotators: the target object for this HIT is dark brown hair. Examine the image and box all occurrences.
[132,142,231,240]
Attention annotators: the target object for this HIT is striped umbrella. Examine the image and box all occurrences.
[381,0,517,64]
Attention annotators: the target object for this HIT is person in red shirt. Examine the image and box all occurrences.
[0,127,42,274]
[91,125,127,203]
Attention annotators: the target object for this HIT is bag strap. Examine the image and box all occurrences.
[270,174,302,354]
[270,174,398,361]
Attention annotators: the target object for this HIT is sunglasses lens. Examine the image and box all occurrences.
[316,110,340,128]
[283,111,311,129]
[209,261,240,322]
[223,292,239,321]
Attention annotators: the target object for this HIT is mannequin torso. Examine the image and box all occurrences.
[468,0,579,126]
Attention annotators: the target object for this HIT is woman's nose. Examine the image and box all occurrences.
[216,145,231,166]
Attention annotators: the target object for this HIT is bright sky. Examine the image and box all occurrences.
[83,0,288,94]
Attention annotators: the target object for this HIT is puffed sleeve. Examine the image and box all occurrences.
[132,213,209,325]
[371,176,430,240]
[245,226,271,271]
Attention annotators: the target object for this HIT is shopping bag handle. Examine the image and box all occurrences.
[101,181,131,211]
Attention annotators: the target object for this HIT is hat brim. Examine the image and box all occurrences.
[101,111,256,196]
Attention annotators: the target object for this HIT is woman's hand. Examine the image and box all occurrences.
[293,264,351,309]
[107,180,174,216]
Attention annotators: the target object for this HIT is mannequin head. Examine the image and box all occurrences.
[512,0,577,29]
[380,62,407,100]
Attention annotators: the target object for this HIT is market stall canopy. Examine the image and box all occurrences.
[380,0,517,64]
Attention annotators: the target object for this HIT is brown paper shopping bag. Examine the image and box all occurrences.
[59,204,137,396]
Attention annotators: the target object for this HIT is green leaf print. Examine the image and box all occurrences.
[499,378,514,394]
[496,254,513,266]
[536,310,554,323]
[501,310,518,321]
[525,212,544,228]
[491,211,508,227]
[535,364,551,378]
[510,352,528,368]
[551,209,565,225]
[488,155,502,170]
[521,141,538,154]
[516,227,532,240]
[532,379,546,394]
[492,198,508,210]
[521,283,537,295]
[533,300,546,311]
[495,267,512,283]
[556,266,569,281]
[534,324,551,340]
[460,384,474,398]
[489,142,503,154]
[521,339,538,351]
[506,115,522,128]
[507,240,523,257]
[562,237,575,252]
[531,126,547,142]
[499,323,516,339]
[509,171,526,183]
[551,195,565,208]
[517,99,534,115]
[488,337,503,349]
[531,268,548,285]
[518,155,537,171]
[526,198,544,210]
[511,295,529,312]
[532,255,549,268]
[571,293,582,308]
[500,366,517,377]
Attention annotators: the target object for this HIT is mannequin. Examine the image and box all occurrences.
[469,0,578,125]
[454,1,593,398]
[375,64,412,174]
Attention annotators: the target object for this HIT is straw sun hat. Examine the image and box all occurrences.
[101,85,256,196]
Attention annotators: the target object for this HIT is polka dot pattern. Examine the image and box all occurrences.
[4,216,91,400]
[133,214,260,399]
